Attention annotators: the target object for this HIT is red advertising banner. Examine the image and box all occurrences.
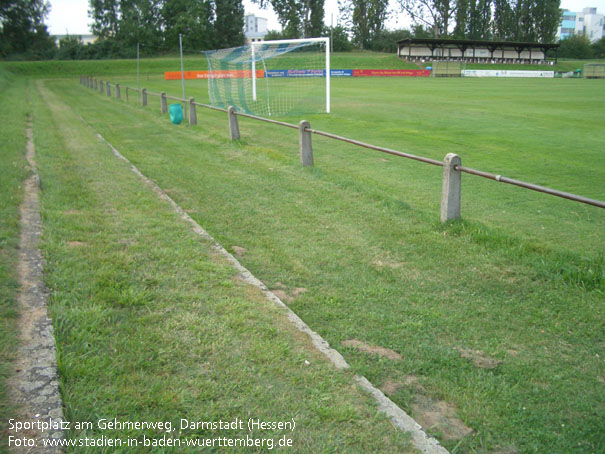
[164,70,265,80]
[353,69,430,77]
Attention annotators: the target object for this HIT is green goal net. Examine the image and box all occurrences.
[431,61,465,77]
[583,63,605,79]
[203,38,330,117]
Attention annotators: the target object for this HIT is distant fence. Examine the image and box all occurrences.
[79,75,605,221]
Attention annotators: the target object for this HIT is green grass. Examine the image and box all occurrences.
[26,79,413,453]
[0,68,30,454]
[2,52,604,453]
[51,64,604,454]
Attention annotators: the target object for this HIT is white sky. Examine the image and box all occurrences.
[46,0,605,36]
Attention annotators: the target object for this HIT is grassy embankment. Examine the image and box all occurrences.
[0,69,30,454]
[3,51,603,78]
[32,55,605,454]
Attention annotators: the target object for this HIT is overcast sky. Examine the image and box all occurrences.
[46,0,605,36]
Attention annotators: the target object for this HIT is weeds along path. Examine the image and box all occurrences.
[7,119,64,452]
[31,80,420,452]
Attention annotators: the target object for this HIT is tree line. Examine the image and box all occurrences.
[1,0,603,60]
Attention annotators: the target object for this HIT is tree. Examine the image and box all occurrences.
[558,34,593,59]
[304,0,325,37]
[0,0,56,57]
[89,0,120,38]
[492,0,515,40]
[371,28,412,52]
[327,24,353,51]
[253,0,325,38]
[453,0,491,39]
[397,0,456,37]
[161,0,214,50]
[89,0,244,52]
[339,0,390,49]
[532,0,561,43]
[117,0,164,49]
[591,37,605,59]
[214,0,244,47]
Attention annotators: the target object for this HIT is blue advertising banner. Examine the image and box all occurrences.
[264,69,353,77]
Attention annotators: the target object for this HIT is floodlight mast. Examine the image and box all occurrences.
[250,37,330,113]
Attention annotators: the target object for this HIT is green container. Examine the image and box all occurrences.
[169,104,183,125]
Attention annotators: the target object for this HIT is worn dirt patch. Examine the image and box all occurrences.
[412,394,473,441]
[381,379,403,396]
[67,240,87,247]
[272,289,293,303]
[381,374,424,396]
[456,347,502,369]
[371,258,403,269]
[341,339,402,361]
[270,286,307,303]
[231,246,247,257]
[63,209,81,215]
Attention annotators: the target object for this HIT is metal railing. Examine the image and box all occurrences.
[80,75,605,221]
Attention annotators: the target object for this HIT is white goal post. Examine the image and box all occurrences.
[250,37,330,113]
[204,37,330,117]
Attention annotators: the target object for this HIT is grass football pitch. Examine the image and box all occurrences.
[1,57,604,454]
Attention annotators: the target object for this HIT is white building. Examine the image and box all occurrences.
[558,7,604,43]
[244,14,268,43]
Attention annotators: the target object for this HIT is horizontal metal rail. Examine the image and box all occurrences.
[236,111,299,130]
[192,101,227,113]
[456,165,605,209]
[305,128,444,167]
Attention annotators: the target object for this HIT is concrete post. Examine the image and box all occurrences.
[106,83,111,97]
[100,80,104,93]
[142,88,147,107]
[125,87,128,101]
[299,120,314,167]
[228,106,240,141]
[90,76,93,88]
[94,79,97,90]
[189,98,197,125]
[440,153,462,222]
[161,93,167,113]
[115,84,121,99]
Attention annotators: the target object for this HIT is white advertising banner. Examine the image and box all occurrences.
[463,70,555,78]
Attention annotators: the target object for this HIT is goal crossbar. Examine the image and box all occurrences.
[250,37,330,113]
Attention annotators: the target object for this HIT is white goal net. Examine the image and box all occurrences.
[203,38,330,117]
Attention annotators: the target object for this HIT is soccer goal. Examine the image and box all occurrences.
[431,60,465,77]
[583,63,605,79]
[203,38,330,117]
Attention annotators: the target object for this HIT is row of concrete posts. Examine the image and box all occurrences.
[79,75,461,222]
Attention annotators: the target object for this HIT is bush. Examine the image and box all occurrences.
[370,29,413,53]
[558,35,594,59]
[591,37,605,59]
